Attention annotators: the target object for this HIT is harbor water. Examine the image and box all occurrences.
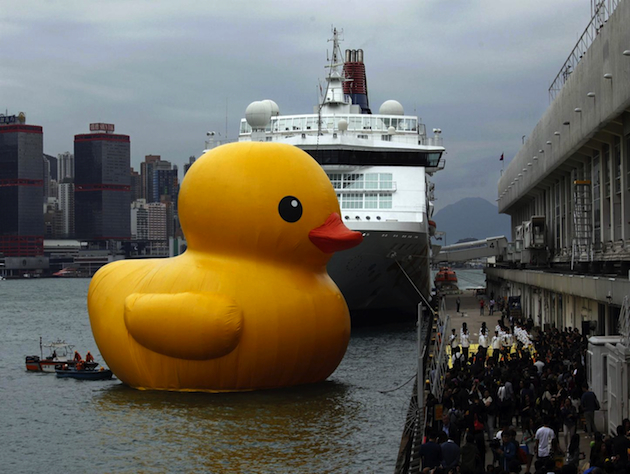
[0,270,484,473]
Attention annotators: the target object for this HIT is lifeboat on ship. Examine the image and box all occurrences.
[434,267,459,294]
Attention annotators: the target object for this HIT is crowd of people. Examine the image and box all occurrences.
[419,313,628,474]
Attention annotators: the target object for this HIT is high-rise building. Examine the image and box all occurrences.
[42,156,51,202]
[58,180,75,238]
[153,165,178,208]
[44,198,63,239]
[184,155,196,175]
[140,154,161,201]
[57,151,74,181]
[45,153,58,181]
[131,199,148,240]
[147,202,167,241]
[74,123,130,241]
[130,167,142,202]
[0,115,44,256]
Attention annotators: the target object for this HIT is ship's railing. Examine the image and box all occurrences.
[331,182,397,192]
[549,0,621,102]
[240,115,427,136]
[422,136,443,147]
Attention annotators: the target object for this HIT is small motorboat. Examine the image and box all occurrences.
[25,338,98,373]
[434,266,459,294]
[55,366,113,380]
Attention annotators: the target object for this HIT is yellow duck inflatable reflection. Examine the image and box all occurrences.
[88,142,363,392]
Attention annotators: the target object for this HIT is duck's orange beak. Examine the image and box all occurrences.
[309,213,363,254]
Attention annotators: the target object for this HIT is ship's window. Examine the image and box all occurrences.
[365,174,378,190]
[343,174,364,189]
[240,120,251,134]
[306,117,318,130]
[365,193,378,208]
[327,173,342,189]
[379,173,393,190]
[382,135,391,141]
[426,153,441,168]
[379,193,392,209]
[294,117,306,131]
[342,193,363,209]
[349,117,362,130]
[363,173,393,190]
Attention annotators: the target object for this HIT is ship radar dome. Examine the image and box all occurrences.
[338,119,348,132]
[379,100,404,116]
[245,101,272,129]
[262,99,280,117]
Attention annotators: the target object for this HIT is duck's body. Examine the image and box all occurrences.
[88,142,362,392]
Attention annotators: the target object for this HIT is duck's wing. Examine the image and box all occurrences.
[124,292,242,360]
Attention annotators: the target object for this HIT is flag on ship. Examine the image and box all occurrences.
[500,153,504,161]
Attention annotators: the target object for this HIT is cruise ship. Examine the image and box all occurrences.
[237,28,446,322]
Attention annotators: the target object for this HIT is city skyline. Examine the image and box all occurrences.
[2,1,589,211]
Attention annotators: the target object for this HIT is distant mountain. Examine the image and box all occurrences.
[432,197,511,245]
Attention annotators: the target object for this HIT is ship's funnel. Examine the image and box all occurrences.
[343,49,371,114]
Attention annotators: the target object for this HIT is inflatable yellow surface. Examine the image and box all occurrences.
[88,142,363,392]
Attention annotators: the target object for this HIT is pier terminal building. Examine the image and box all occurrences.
[486,0,630,433]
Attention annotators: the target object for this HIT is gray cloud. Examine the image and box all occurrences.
[1,0,588,210]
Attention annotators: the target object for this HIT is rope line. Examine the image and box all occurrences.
[379,373,416,394]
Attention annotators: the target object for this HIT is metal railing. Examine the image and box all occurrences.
[548,0,621,102]
[332,182,397,193]
[429,313,451,400]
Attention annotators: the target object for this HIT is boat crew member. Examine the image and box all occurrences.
[85,352,94,363]
[73,351,82,362]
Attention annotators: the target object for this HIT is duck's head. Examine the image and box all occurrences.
[179,142,362,267]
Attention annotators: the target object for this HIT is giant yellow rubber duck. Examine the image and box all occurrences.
[88,142,363,392]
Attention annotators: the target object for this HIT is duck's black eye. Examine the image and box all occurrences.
[278,196,302,222]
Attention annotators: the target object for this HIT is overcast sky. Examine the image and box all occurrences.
[1,1,591,211]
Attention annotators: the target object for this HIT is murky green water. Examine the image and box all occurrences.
[0,277,439,473]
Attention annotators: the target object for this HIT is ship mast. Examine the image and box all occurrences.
[322,27,349,108]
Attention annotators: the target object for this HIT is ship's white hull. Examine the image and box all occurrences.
[326,221,431,322]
